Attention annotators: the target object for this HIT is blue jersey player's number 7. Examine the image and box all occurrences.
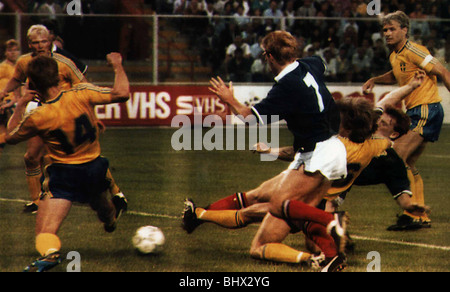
[303,72,324,112]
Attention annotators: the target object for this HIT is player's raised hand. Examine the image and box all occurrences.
[107,52,123,68]
[209,76,234,104]
[362,78,375,94]
[410,70,425,89]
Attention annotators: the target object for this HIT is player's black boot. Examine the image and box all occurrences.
[182,198,203,234]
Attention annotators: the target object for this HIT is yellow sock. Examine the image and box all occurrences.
[413,171,425,206]
[196,208,246,228]
[36,233,61,256]
[413,171,430,221]
[261,243,311,264]
[26,167,42,205]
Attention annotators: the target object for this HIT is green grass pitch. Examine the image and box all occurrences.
[0,126,449,272]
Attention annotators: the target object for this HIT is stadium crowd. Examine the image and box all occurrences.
[162,0,449,83]
[0,0,449,83]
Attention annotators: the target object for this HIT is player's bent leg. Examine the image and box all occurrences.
[393,130,424,163]
[25,196,71,272]
[24,137,46,212]
[250,213,315,266]
[90,191,127,233]
[267,167,329,219]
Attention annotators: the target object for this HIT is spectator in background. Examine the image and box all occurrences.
[409,3,430,39]
[225,34,252,62]
[204,0,218,23]
[227,47,252,82]
[118,0,150,60]
[250,35,264,60]
[296,0,316,17]
[173,0,188,14]
[184,0,208,40]
[33,1,65,40]
[251,51,270,82]
[351,46,371,82]
[263,0,283,29]
[322,48,337,82]
[251,0,270,13]
[410,28,423,45]
[198,24,222,75]
[371,38,390,76]
[233,4,250,29]
[335,46,352,82]
[283,0,296,31]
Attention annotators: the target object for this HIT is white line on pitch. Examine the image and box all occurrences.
[2,197,449,251]
[351,235,450,251]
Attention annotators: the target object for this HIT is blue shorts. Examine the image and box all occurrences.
[407,103,444,142]
[42,156,111,203]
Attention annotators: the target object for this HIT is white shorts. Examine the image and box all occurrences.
[25,101,39,114]
[288,136,347,181]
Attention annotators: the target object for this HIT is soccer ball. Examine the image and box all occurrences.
[132,226,165,254]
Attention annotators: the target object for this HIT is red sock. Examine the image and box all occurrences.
[207,193,248,210]
[284,200,334,227]
[305,222,337,258]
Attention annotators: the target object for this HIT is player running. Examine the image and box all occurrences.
[5,53,130,272]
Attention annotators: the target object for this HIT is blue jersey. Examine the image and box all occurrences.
[252,56,339,152]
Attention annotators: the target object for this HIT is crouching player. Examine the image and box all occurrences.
[5,53,130,272]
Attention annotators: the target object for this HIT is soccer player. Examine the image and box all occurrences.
[5,52,130,272]
[0,25,87,213]
[0,25,125,214]
[183,71,427,271]
[186,31,348,268]
[362,11,450,229]
[0,39,21,157]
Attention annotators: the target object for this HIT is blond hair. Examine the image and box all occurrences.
[27,25,50,41]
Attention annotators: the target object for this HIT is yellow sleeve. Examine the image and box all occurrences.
[75,83,114,105]
[7,111,40,144]
[12,57,28,83]
[407,44,437,74]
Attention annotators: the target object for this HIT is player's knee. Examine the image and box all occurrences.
[24,152,41,168]
[267,196,286,219]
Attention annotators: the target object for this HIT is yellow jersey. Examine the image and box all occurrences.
[325,135,392,200]
[0,60,15,90]
[0,61,17,101]
[9,83,114,164]
[390,40,441,109]
[13,52,84,90]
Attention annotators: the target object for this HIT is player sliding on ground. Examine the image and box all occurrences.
[183,65,428,272]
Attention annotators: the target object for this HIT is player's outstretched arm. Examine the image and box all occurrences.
[430,61,450,92]
[362,70,396,94]
[5,88,39,145]
[376,70,425,110]
[107,53,130,103]
[252,143,295,161]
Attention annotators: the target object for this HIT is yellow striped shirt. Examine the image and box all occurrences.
[9,83,113,164]
[13,52,84,90]
[390,40,441,109]
[325,136,392,199]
